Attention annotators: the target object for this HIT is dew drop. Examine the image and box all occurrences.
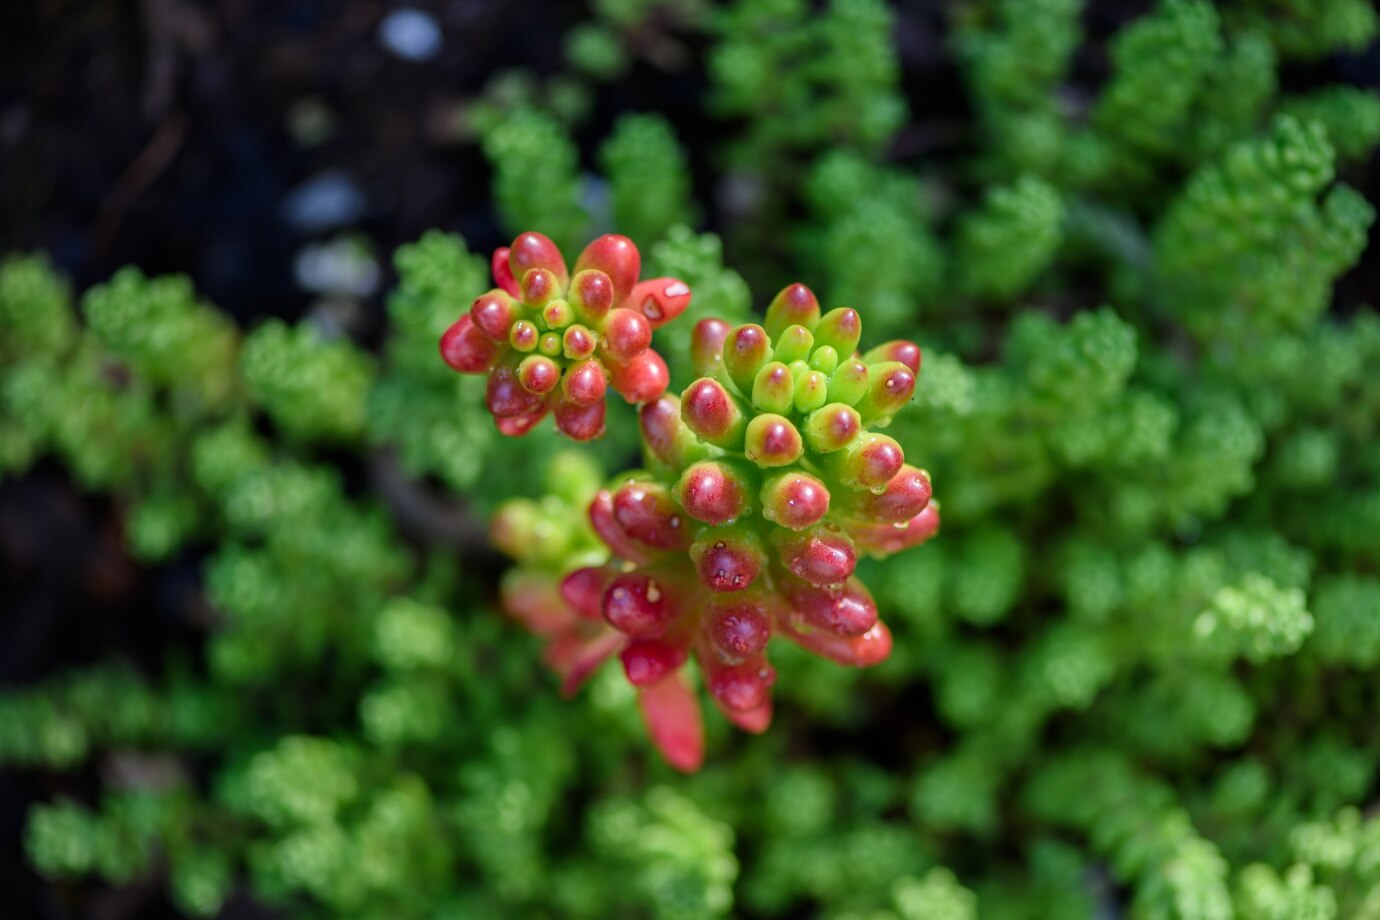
[670,516,681,529]
[714,541,726,549]
[645,580,662,603]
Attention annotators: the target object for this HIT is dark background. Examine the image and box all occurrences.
[3,2,1378,316]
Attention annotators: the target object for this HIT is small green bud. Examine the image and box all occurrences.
[809,346,840,374]
[539,332,563,356]
[752,362,796,414]
[828,358,870,405]
[774,325,815,365]
[793,370,830,414]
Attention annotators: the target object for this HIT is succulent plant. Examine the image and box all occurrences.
[438,231,693,440]
[492,281,939,771]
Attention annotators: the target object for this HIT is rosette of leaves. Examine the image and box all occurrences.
[439,232,694,440]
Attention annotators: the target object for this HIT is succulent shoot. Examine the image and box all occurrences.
[439,231,692,440]
[490,273,938,771]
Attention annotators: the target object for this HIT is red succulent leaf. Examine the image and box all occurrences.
[491,246,519,297]
[600,308,653,362]
[722,700,773,733]
[863,339,922,374]
[837,465,932,525]
[608,350,670,403]
[702,653,776,713]
[760,471,831,530]
[856,362,916,421]
[546,629,626,697]
[848,502,942,556]
[612,481,691,551]
[494,404,549,436]
[773,526,858,586]
[471,290,517,341]
[674,461,749,526]
[553,396,607,441]
[691,529,765,593]
[822,433,905,489]
[569,269,615,323]
[602,571,679,637]
[691,318,732,377]
[723,324,772,395]
[562,359,608,407]
[517,355,561,395]
[637,670,705,773]
[508,231,569,287]
[781,576,878,637]
[778,617,893,668]
[639,395,697,468]
[574,234,640,304]
[588,489,658,565]
[813,307,863,356]
[439,314,498,374]
[629,277,692,329]
[707,598,772,661]
[764,283,821,338]
[681,378,746,446]
[621,638,689,686]
[560,566,616,621]
[499,570,576,636]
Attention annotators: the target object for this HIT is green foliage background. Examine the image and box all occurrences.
[4,0,1380,917]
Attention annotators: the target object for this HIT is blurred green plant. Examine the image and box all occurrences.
[2,0,1380,917]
